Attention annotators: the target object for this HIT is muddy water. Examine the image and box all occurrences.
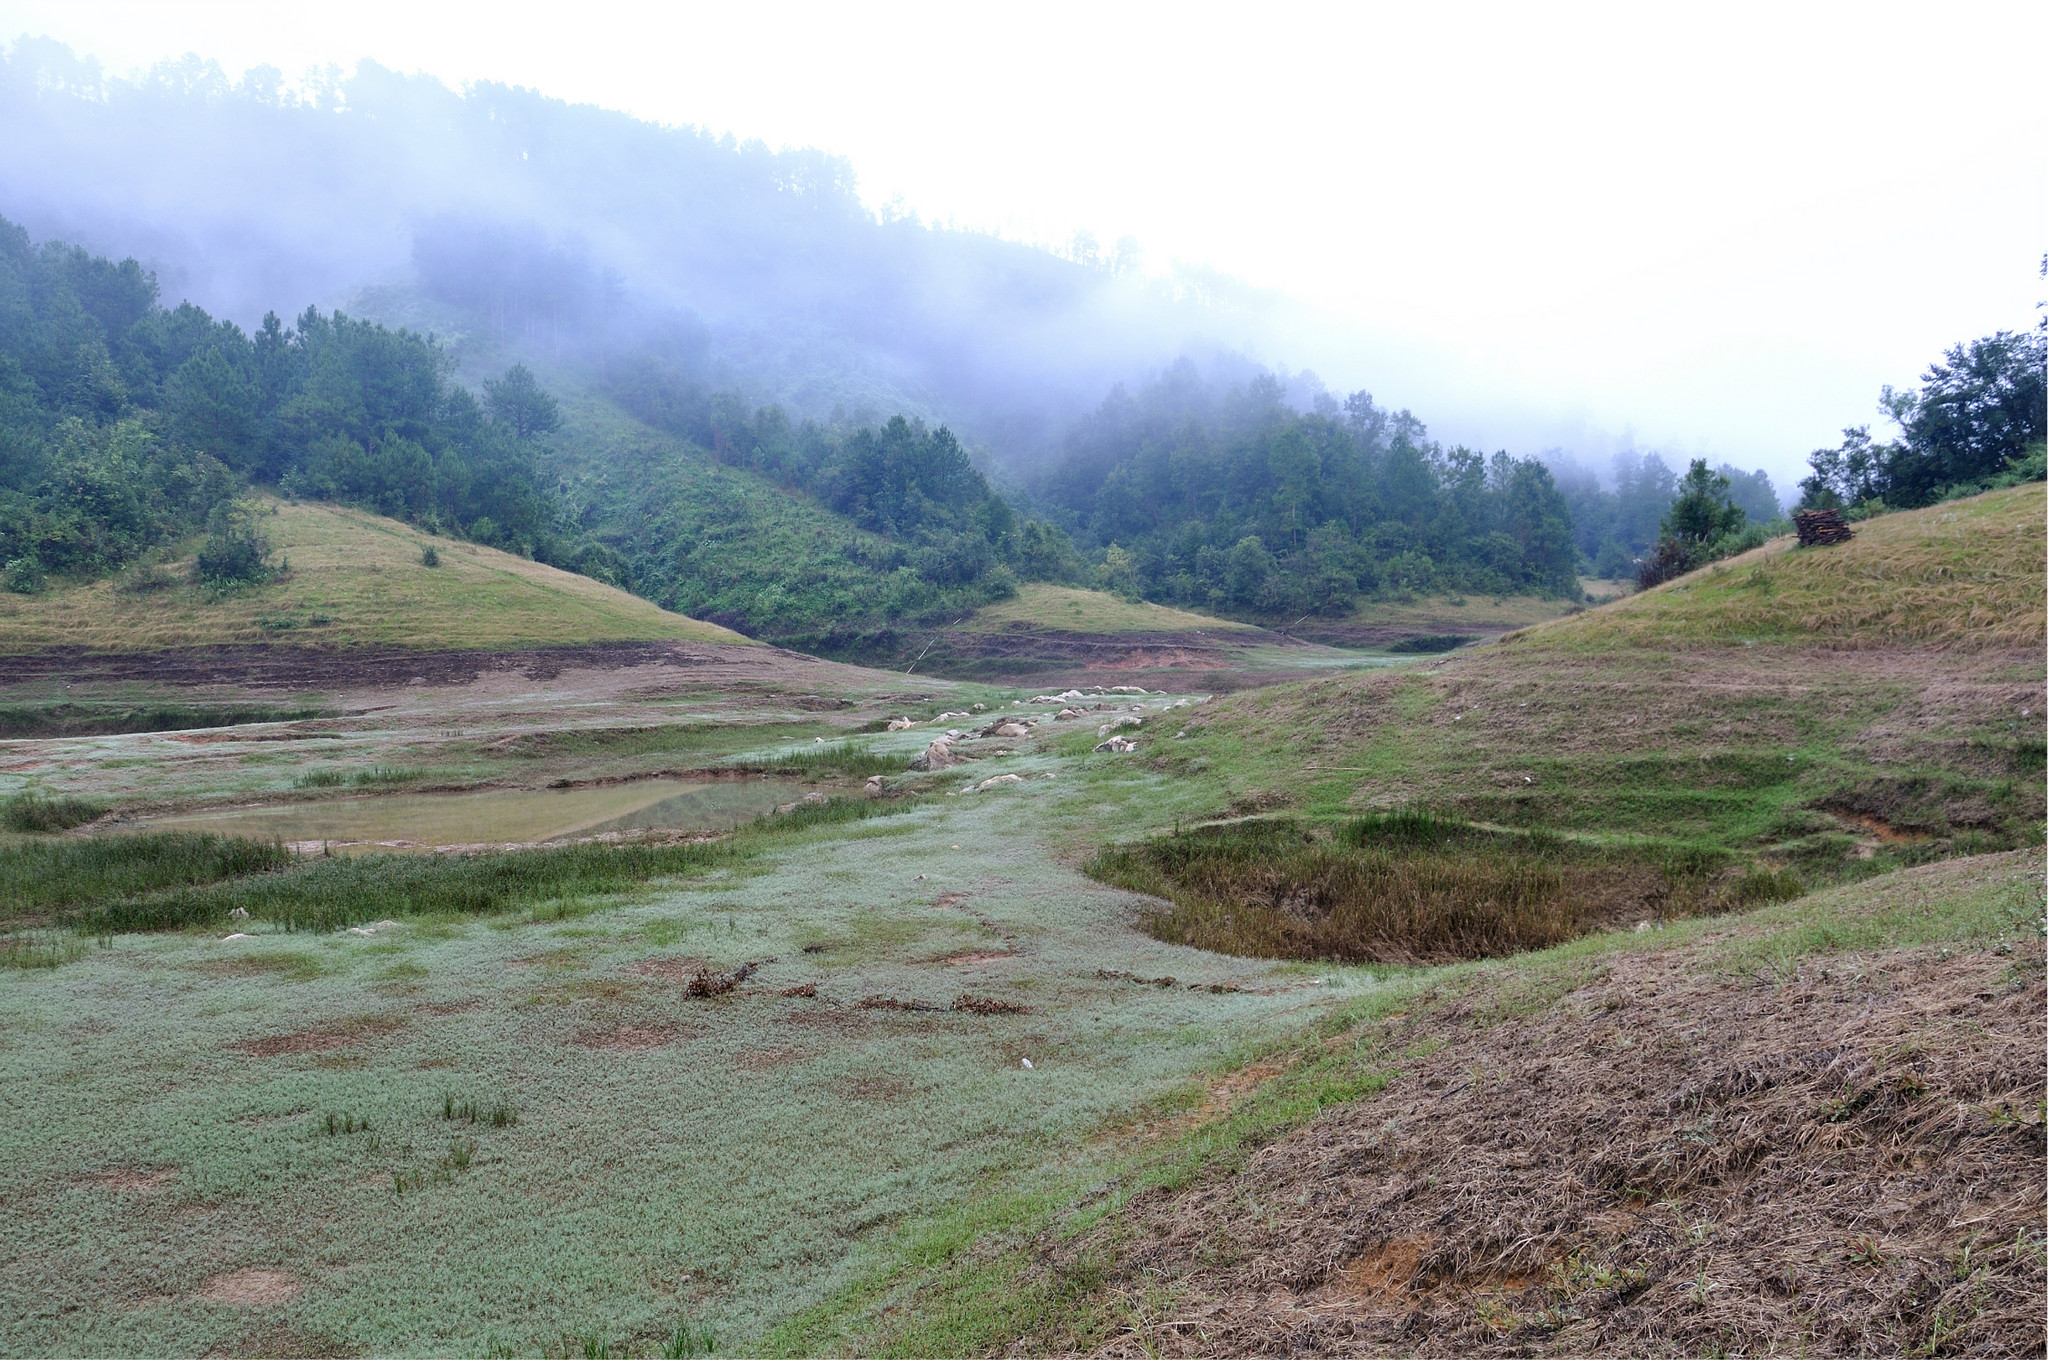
[121,778,821,851]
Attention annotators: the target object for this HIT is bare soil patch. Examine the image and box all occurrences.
[233,1016,406,1058]
[935,949,1020,966]
[1048,932,2046,1355]
[80,1167,176,1192]
[198,1268,302,1306]
[630,956,712,981]
[836,1074,913,1101]
[576,1023,691,1051]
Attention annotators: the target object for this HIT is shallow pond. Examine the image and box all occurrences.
[118,777,824,852]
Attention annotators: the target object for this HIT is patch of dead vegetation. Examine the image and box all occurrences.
[1040,929,2046,1355]
[233,1015,406,1058]
[198,1268,302,1306]
[936,949,1020,966]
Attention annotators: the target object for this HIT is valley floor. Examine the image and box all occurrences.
[1,488,2042,1357]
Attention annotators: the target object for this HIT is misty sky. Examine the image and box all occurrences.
[2,0,2041,485]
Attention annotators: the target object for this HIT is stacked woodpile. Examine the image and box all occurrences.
[1793,508,1855,547]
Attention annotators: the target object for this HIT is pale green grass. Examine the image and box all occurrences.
[0,776,1345,1356]
[962,585,1256,635]
[0,498,746,654]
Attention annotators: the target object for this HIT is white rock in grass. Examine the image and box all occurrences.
[228,907,250,920]
[1020,1057,1034,1069]
[886,718,916,731]
[974,774,1025,792]
[221,933,252,942]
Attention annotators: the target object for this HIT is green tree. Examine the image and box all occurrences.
[482,363,562,441]
[1662,459,1745,546]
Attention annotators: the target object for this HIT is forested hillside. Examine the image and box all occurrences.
[0,216,1056,640]
[1031,363,1579,616]
[0,216,556,588]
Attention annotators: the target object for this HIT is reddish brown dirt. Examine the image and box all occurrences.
[1044,933,2046,1357]
[233,1016,407,1058]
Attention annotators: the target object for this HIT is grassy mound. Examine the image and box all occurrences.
[1502,483,2045,654]
[0,498,747,654]
[963,585,1256,635]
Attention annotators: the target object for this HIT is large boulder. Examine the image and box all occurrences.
[909,738,962,771]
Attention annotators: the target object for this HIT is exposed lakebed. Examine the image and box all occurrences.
[112,776,825,852]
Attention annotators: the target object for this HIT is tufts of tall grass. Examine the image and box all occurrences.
[1092,816,1804,965]
[88,837,737,935]
[34,794,917,938]
[0,832,291,925]
[734,741,902,779]
[1,791,107,833]
[0,931,93,968]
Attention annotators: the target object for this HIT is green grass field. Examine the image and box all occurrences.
[0,485,2038,1355]
[962,585,1258,636]
[0,498,746,654]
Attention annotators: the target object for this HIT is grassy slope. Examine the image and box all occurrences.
[1509,483,2044,653]
[1154,486,2044,868]
[547,396,1012,644]
[807,848,2043,1357]
[770,489,2048,1356]
[0,499,745,654]
[1333,590,1586,632]
[962,586,1257,636]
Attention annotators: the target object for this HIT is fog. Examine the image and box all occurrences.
[2,7,2038,489]
[0,40,1270,464]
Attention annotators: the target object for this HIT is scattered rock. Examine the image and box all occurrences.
[972,774,1026,792]
[1020,1057,1034,1069]
[228,907,250,921]
[1052,707,1083,721]
[908,738,962,771]
[221,933,252,942]
[1094,735,1139,753]
[864,775,885,796]
[886,717,917,731]
[1107,685,1149,694]
[1096,716,1141,737]
[978,719,1031,738]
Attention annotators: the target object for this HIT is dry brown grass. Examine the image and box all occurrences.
[1042,850,2047,1358]
[1091,818,1798,965]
